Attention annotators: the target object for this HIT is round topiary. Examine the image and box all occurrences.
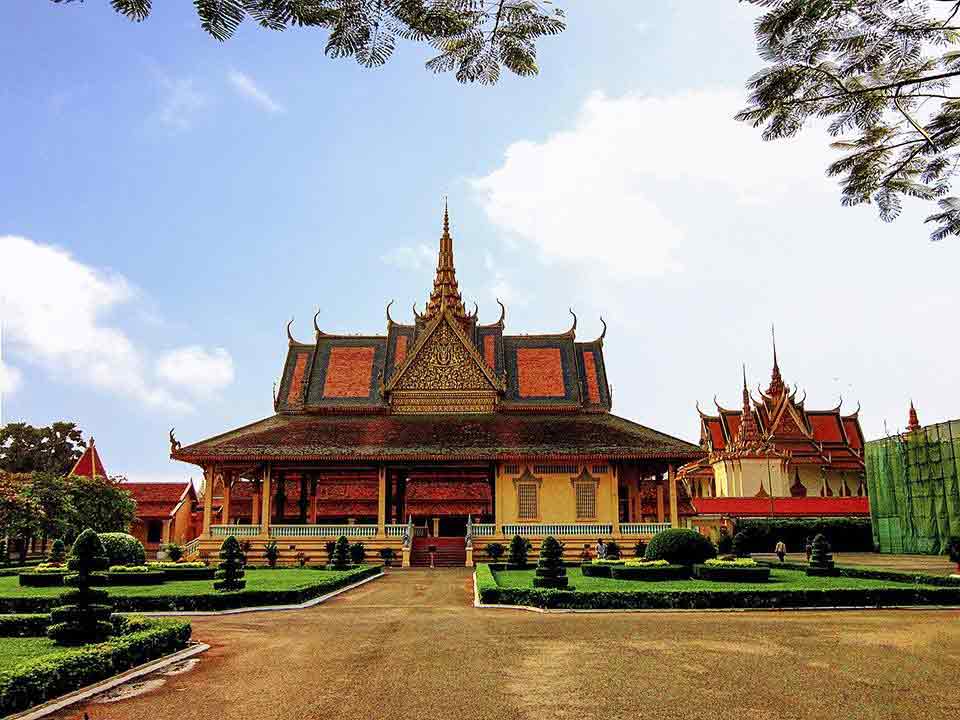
[533,536,570,589]
[47,528,114,645]
[48,539,67,565]
[732,531,751,558]
[806,533,837,576]
[506,535,531,569]
[97,533,146,567]
[214,535,246,591]
[328,535,351,570]
[644,528,717,566]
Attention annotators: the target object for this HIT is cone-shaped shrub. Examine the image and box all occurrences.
[214,535,246,591]
[533,536,570,589]
[329,535,351,570]
[806,533,837,576]
[47,528,113,645]
[48,539,67,565]
[506,535,531,569]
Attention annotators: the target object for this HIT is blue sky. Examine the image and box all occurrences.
[2,1,959,483]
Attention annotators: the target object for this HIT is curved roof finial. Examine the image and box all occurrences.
[496,298,506,326]
[594,316,607,344]
[830,394,843,412]
[313,307,323,336]
[471,301,479,319]
[566,307,577,336]
[412,302,421,320]
[286,317,297,344]
[385,300,395,326]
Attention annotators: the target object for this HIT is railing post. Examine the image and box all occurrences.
[260,464,272,538]
[668,464,679,528]
[201,466,214,539]
[377,466,387,539]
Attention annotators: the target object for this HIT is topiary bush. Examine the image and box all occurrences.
[98,533,146,567]
[264,540,279,568]
[533,536,569,589]
[716,528,733,555]
[604,541,621,560]
[47,539,67,565]
[506,535,531,569]
[214,535,246,591]
[644,528,717,566]
[486,542,506,562]
[379,547,396,567]
[329,535,351,570]
[633,540,647,558]
[349,542,366,565]
[807,533,837,576]
[732,532,751,558]
[47,528,114,645]
[166,543,184,562]
[325,541,337,564]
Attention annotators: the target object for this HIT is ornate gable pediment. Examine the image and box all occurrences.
[386,310,503,414]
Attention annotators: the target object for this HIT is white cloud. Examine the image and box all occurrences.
[156,346,234,399]
[155,73,208,130]
[381,244,435,271]
[472,88,827,278]
[0,235,234,413]
[227,69,284,113]
[0,358,21,394]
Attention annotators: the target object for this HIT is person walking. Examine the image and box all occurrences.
[804,536,813,561]
[775,538,787,563]
[595,538,606,560]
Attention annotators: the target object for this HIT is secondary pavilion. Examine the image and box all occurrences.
[171,206,703,565]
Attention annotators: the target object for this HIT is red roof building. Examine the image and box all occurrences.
[69,438,108,479]
[122,480,199,554]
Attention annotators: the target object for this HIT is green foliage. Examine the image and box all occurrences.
[734,518,873,554]
[47,529,113,645]
[738,0,960,241]
[644,529,717,566]
[532,536,568,589]
[97,533,145,567]
[378,548,396,566]
[947,536,960,564]
[166,543,184,562]
[0,422,85,475]
[23,472,78,542]
[329,536,351,570]
[52,0,566,85]
[67,476,136,536]
[732,532,751,558]
[506,535,531,568]
[264,540,280,568]
[47,539,66,565]
[633,540,647,558]
[604,540,621,560]
[693,564,771,583]
[349,542,366,565]
[0,618,191,715]
[0,475,45,561]
[716,528,733,555]
[807,533,837,577]
[486,542,506,561]
[325,541,337,564]
[214,536,246,591]
[0,614,51,637]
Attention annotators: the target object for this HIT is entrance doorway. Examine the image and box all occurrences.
[438,515,468,537]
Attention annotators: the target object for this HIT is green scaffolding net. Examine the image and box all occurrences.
[865,419,960,554]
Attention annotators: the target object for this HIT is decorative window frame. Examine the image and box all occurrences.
[513,468,542,521]
[570,468,599,521]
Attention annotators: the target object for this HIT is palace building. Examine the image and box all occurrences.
[170,206,703,565]
[679,335,869,535]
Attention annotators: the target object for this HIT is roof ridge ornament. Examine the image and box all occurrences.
[313,308,325,336]
[907,399,920,432]
[565,308,577,337]
[767,323,786,396]
[287,318,298,345]
[386,300,395,327]
[423,200,467,322]
[596,316,607,344]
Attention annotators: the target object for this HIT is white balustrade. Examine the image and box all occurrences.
[385,524,407,537]
[413,527,427,537]
[269,524,377,538]
[472,523,496,537]
[620,522,672,536]
[210,525,260,537]
[501,523,613,537]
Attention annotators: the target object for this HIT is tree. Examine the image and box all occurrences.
[0,474,45,563]
[48,538,67,565]
[47,528,114,645]
[51,1,566,84]
[506,534,530,568]
[64,475,136,536]
[22,472,79,546]
[532,535,569,589]
[214,535,247,591]
[738,0,960,241]
[329,535,351,569]
[0,422,85,475]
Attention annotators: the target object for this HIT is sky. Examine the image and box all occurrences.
[2,1,959,485]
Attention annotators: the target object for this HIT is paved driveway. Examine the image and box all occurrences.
[53,569,960,720]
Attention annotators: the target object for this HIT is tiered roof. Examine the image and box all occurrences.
[69,438,108,479]
[172,206,701,465]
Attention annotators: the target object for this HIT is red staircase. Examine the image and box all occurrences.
[410,536,466,567]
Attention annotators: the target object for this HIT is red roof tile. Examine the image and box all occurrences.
[692,496,869,517]
[123,481,195,518]
[70,441,108,479]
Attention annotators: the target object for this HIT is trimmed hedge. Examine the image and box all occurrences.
[476,583,960,610]
[0,614,51,637]
[580,563,613,578]
[105,571,167,586]
[693,564,771,582]
[19,571,67,587]
[159,567,216,581]
[644,529,717,565]
[610,564,689,581]
[97,533,146,567]
[0,617,192,716]
[734,518,873,553]
[0,565,382,614]
[772,561,960,587]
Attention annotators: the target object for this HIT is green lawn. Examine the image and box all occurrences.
[492,567,944,592]
[0,567,371,600]
[0,637,70,670]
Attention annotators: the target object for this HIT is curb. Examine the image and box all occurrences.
[472,571,960,614]
[142,571,384,616]
[8,642,210,720]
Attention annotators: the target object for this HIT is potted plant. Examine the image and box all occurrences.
[379,547,396,567]
[486,542,505,563]
[264,540,280,568]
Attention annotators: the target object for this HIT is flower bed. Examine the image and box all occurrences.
[693,563,771,582]
[610,563,689,581]
[0,616,192,716]
[105,570,167,586]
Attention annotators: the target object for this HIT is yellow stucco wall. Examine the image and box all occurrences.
[495,463,617,525]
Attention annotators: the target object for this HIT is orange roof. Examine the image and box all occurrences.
[124,481,196,519]
[808,412,844,443]
[693,496,869,517]
[69,438,108,479]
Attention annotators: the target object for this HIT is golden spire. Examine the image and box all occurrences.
[738,364,761,444]
[767,323,786,396]
[424,198,467,321]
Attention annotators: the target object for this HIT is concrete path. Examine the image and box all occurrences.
[50,569,960,720]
